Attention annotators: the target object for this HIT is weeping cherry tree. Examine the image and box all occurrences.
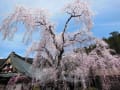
[0,0,120,90]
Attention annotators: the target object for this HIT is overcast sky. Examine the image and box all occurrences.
[0,0,120,58]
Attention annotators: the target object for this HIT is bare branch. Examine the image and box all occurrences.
[62,14,82,44]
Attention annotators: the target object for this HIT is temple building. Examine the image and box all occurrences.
[0,52,33,89]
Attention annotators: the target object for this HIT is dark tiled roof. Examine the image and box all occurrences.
[0,52,33,77]
[10,53,32,77]
[11,52,33,64]
[0,59,6,66]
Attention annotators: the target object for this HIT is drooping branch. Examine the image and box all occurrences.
[36,21,59,51]
[48,25,59,49]
[44,47,53,66]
